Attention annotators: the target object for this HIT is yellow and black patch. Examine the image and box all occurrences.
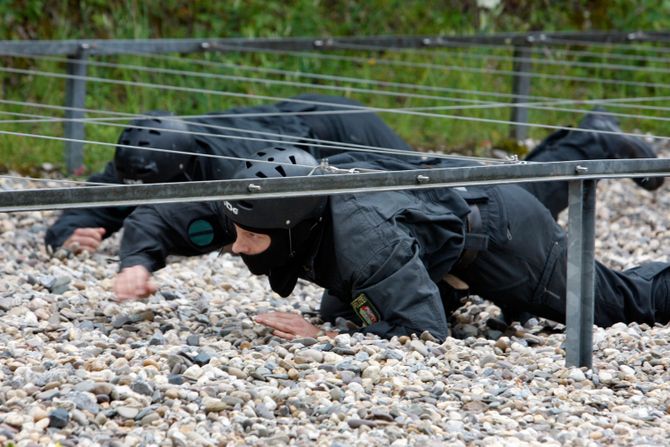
[351,293,380,326]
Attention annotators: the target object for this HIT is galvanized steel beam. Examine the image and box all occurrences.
[64,51,88,175]
[565,179,597,368]
[510,45,533,141]
[1,158,668,212]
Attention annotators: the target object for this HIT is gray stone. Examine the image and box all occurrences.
[168,374,185,385]
[193,352,212,366]
[131,380,154,396]
[48,408,70,428]
[149,332,166,346]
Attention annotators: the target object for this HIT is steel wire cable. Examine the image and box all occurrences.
[2,102,668,195]
[3,47,669,161]
[2,92,668,162]
[358,38,670,65]
[0,110,510,168]
[0,51,605,115]
[1,62,668,194]
[4,96,670,129]
[0,99,527,163]
[207,42,670,90]
[0,66,618,129]
[525,46,670,64]
[2,65,502,121]
[6,92,670,120]
[323,41,670,75]
[7,51,670,118]
[1,52,498,107]
[0,109,484,162]
[541,36,670,54]
[122,51,670,115]
[116,50,670,107]
[98,50,539,102]
[0,174,116,187]
[372,36,670,65]
[0,39,663,201]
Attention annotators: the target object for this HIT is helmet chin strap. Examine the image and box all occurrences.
[287,216,323,259]
[178,157,197,182]
[288,227,294,258]
[182,169,193,182]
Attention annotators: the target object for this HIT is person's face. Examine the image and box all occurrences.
[232,225,271,255]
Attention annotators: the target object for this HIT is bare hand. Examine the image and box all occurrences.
[255,311,336,339]
[114,265,157,301]
[63,227,106,254]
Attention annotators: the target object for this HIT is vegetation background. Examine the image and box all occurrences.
[1,0,669,175]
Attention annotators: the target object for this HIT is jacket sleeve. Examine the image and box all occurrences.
[44,162,132,250]
[331,198,466,342]
[119,201,235,272]
[344,238,452,341]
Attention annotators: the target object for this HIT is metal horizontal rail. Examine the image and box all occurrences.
[1,32,669,56]
[2,158,668,212]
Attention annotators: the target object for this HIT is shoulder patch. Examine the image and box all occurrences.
[351,293,381,326]
[188,219,215,247]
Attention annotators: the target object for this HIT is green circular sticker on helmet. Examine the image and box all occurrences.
[188,219,215,247]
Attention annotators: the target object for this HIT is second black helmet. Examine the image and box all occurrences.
[222,146,327,230]
[114,111,197,183]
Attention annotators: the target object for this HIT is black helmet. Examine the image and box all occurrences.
[222,146,327,230]
[114,111,197,183]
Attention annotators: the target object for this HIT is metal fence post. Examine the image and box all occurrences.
[510,45,532,142]
[565,178,597,368]
[64,45,89,175]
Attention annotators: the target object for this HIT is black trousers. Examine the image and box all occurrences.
[321,182,670,328]
[280,93,414,158]
[455,183,670,327]
[521,128,609,219]
[321,128,670,328]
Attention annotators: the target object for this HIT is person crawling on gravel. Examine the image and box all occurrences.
[116,144,670,342]
[45,93,415,254]
[112,108,664,329]
[48,101,661,256]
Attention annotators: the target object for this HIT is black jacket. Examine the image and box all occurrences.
[46,94,410,250]
[118,155,488,341]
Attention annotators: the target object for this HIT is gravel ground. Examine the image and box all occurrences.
[0,149,669,447]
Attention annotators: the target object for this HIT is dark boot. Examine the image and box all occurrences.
[578,107,664,191]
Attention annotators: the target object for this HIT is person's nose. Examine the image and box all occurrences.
[231,237,248,255]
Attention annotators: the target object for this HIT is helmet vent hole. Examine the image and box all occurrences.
[275,166,287,177]
[267,157,275,162]
[138,141,150,146]
[121,139,130,145]
[149,130,160,135]
[256,171,267,178]
[257,151,266,157]
[289,155,296,164]
[245,161,252,168]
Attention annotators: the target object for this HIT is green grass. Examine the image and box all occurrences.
[1,0,670,175]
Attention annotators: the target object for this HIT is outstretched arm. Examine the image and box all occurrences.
[45,162,132,252]
[114,265,157,300]
[255,311,338,339]
[116,201,235,300]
